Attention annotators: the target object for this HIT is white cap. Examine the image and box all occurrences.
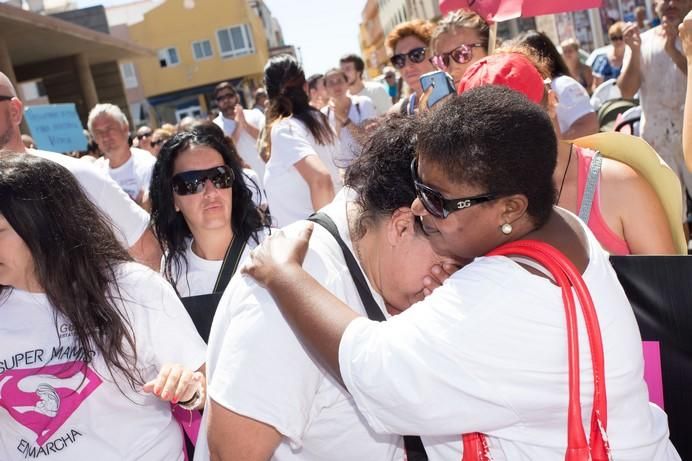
[551,75,594,133]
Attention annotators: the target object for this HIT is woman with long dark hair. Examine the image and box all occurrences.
[150,123,269,340]
[150,122,268,296]
[0,152,206,460]
[262,54,341,227]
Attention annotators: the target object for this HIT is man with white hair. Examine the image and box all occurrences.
[89,103,156,205]
[0,72,161,269]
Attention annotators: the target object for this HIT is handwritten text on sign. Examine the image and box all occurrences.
[24,104,87,153]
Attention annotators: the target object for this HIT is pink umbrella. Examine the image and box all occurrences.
[439,0,603,22]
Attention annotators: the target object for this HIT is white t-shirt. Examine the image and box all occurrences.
[213,112,266,185]
[339,209,680,460]
[194,190,402,461]
[351,81,392,116]
[172,230,267,297]
[0,263,206,461]
[321,95,377,168]
[263,116,342,227]
[95,147,155,201]
[29,149,149,249]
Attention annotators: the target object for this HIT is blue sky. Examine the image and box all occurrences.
[76,0,365,77]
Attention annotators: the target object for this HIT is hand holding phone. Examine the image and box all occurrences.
[419,71,455,108]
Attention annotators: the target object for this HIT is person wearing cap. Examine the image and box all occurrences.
[457,52,678,255]
[512,30,599,140]
[382,66,401,104]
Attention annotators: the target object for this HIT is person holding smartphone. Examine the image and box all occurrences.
[385,20,437,115]
[429,10,490,88]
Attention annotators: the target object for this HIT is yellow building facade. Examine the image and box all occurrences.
[359,0,387,78]
[127,0,270,123]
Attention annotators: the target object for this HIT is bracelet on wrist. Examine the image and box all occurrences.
[177,390,202,410]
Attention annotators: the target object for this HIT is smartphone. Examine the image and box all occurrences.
[419,71,455,108]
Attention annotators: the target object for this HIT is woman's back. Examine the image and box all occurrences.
[264,116,341,227]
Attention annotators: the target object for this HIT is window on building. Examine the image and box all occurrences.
[216,24,255,59]
[158,47,180,68]
[192,40,213,60]
[120,62,138,89]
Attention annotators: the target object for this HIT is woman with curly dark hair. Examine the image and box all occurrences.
[0,152,206,460]
[262,54,341,227]
[149,122,269,340]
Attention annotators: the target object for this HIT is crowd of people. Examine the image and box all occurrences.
[1,1,692,460]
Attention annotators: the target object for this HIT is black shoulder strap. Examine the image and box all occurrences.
[212,234,248,293]
[308,213,385,322]
[308,212,429,460]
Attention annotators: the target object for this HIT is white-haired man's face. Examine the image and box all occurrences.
[90,114,129,157]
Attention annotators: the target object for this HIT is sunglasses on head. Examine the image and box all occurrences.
[410,158,496,219]
[172,165,234,196]
[429,43,484,70]
[390,47,427,69]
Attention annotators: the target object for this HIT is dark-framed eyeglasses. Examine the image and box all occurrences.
[390,47,427,69]
[429,43,484,70]
[172,165,234,196]
[0,95,14,102]
[410,158,496,219]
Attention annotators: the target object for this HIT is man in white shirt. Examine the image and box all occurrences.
[618,0,692,221]
[321,68,377,168]
[340,54,392,116]
[212,81,266,185]
[88,104,156,207]
[0,72,160,269]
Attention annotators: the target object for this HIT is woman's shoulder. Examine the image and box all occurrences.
[271,116,309,136]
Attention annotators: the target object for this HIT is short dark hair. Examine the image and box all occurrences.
[213,81,237,100]
[340,54,365,77]
[416,86,557,227]
[345,114,420,238]
[511,30,571,78]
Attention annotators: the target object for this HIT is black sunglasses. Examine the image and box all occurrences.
[410,158,496,219]
[0,95,14,102]
[172,165,234,196]
[390,47,427,69]
[151,138,166,147]
[429,43,484,70]
[609,35,623,41]
[136,132,152,140]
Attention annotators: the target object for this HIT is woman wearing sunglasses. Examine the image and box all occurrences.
[386,19,437,115]
[149,123,269,303]
[241,87,680,460]
[0,152,206,460]
[197,115,458,461]
[591,21,626,92]
[429,10,490,88]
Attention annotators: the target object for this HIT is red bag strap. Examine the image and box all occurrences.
[461,240,610,461]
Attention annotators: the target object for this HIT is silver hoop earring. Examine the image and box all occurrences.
[501,223,513,235]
